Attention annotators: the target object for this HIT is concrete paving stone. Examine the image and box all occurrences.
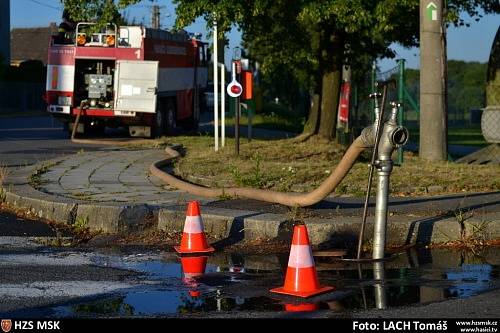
[90,174,119,180]
[84,194,121,202]
[39,184,65,193]
[120,177,150,184]
[40,188,68,196]
[59,179,89,186]
[75,204,152,232]
[3,191,77,225]
[125,186,159,192]
[90,179,121,185]
[60,173,91,182]
[124,191,160,197]
[158,207,276,240]
[60,178,90,187]
[147,176,165,187]
[121,182,154,188]
[41,170,66,180]
[120,182,152,187]
[243,213,289,240]
[59,185,88,191]
[121,166,148,173]
[94,184,129,191]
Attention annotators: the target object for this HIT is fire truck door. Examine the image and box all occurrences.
[114,60,159,113]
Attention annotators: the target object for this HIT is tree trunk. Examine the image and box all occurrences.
[303,93,321,135]
[304,24,344,140]
[318,68,342,139]
[301,26,344,141]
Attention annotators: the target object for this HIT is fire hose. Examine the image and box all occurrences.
[70,101,376,208]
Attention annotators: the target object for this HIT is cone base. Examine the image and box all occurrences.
[174,246,215,254]
[270,285,334,298]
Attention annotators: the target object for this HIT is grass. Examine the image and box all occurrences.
[0,165,7,201]
[408,127,488,147]
[29,163,52,189]
[150,135,499,197]
[224,113,305,134]
[0,165,7,186]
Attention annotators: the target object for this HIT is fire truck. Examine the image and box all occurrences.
[45,23,208,137]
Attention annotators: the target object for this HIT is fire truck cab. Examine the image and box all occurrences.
[46,23,208,137]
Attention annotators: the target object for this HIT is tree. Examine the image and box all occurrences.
[174,0,419,140]
[174,0,499,142]
[60,0,141,29]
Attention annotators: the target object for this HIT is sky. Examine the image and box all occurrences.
[9,0,500,71]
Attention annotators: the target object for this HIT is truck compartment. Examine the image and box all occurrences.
[74,59,115,109]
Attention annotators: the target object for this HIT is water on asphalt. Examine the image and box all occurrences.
[5,247,495,318]
[1,210,499,317]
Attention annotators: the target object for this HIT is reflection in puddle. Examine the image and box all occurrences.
[49,248,500,317]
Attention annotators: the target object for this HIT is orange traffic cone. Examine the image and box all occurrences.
[174,201,215,254]
[270,224,334,298]
[181,256,208,298]
[284,303,319,312]
[181,256,208,280]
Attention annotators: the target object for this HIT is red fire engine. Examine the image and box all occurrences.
[45,23,208,137]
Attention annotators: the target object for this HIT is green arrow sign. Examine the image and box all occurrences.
[426,2,437,21]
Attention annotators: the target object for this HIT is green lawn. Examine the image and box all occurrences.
[408,127,487,147]
[224,113,305,134]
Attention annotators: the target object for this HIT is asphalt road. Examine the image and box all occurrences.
[0,210,142,314]
[0,115,103,167]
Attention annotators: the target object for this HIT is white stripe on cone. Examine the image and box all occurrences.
[184,272,202,278]
[183,215,205,233]
[287,245,315,268]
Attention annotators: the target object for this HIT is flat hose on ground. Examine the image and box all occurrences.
[70,104,369,207]
[150,137,368,207]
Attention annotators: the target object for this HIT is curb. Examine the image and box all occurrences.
[3,157,500,247]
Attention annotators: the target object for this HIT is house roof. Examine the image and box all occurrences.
[10,23,58,65]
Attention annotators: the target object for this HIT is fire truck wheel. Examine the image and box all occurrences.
[152,103,166,138]
[165,100,177,135]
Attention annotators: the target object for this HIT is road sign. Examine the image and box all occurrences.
[227,80,242,97]
[426,2,437,21]
[227,61,243,98]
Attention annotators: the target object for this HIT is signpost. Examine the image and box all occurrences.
[227,60,242,155]
[213,17,219,152]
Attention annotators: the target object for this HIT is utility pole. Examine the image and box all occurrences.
[419,0,448,161]
[151,5,160,29]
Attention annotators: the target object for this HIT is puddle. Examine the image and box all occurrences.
[47,247,500,317]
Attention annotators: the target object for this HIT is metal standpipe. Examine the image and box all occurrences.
[371,101,409,260]
[372,159,392,260]
[373,262,387,309]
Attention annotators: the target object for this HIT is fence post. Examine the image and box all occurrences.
[397,59,405,164]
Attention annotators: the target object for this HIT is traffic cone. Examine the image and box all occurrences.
[174,201,215,254]
[181,256,208,279]
[181,256,208,298]
[270,224,334,298]
[284,303,319,312]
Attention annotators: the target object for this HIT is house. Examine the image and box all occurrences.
[10,23,58,66]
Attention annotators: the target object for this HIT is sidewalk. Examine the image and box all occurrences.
[3,147,500,247]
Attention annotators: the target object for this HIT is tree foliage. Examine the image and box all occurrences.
[61,0,141,29]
